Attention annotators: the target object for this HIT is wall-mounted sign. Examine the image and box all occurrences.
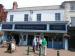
[2,24,12,29]
[49,24,66,30]
[15,24,47,30]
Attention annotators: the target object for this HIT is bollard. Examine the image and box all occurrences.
[39,46,41,56]
[27,45,29,55]
[57,50,59,56]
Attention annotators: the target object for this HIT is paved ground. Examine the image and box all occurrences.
[0,46,75,56]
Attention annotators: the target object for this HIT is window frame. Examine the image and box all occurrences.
[10,15,14,22]
[55,13,61,21]
[37,14,41,21]
[24,14,28,21]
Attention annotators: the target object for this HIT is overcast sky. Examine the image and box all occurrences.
[0,0,71,9]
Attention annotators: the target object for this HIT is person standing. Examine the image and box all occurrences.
[38,36,42,49]
[42,37,47,56]
[32,36,37,53]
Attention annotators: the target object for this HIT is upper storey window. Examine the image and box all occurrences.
[24,14,28,21]
[10,15,14,22]
[55,13,61,21]
[70,3,75,10]
[37,14,41,21]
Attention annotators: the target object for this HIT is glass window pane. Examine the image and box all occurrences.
[10,15,13,21]
[24,14,28,21]
[23,35,26,41]
[55,13,60,21]
[37,14,41,21]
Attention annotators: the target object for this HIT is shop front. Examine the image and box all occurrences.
[1,21,68,50]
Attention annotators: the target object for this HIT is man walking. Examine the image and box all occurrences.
[42,37,47,56]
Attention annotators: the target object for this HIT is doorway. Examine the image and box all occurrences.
[27,35,34,46]
[69,36,75,50]
[13,33,20,45]
[53,37,63,49]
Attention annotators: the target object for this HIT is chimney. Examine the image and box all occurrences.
[13,1,18,11]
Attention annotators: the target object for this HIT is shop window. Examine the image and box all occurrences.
[48,37,52,41]
[23,35,26,41]
[54,37,62,42]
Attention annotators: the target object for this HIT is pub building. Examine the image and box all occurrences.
[0,1,72,50]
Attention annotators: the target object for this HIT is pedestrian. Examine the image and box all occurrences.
[36,36,39,50]
[42,36,47,56]
[32,36,37,53]
[38,36,42,49]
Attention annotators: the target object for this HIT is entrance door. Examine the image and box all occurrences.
[53,37,63,49]
[27,35,34,46]
[69,36,75,50]
[22,35,27,45]
[47,36,52,48]
[14,34,20,45]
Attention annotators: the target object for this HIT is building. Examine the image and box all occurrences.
[61,1,75,50]
[1,1,74,50]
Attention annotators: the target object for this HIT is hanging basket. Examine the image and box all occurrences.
[0,32,3,36]
[9,32,14,36]
[63,33,70,39]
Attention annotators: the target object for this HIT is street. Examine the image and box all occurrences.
[0,46,75,56]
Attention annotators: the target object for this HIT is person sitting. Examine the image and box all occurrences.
[11,39,16,52]
[11,42,16,52]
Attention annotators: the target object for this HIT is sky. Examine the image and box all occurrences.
[0,0,71,9]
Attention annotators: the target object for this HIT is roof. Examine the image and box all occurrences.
[6,5,63,12]
[62,1,75,5]
[63,1,75,3]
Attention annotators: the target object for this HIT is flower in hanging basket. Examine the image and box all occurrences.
[0,32,3,36]
[64,33,70,39]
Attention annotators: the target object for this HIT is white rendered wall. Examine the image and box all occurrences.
[7,11,30,22]
[32,10,64,21]
[6,9,64,22]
